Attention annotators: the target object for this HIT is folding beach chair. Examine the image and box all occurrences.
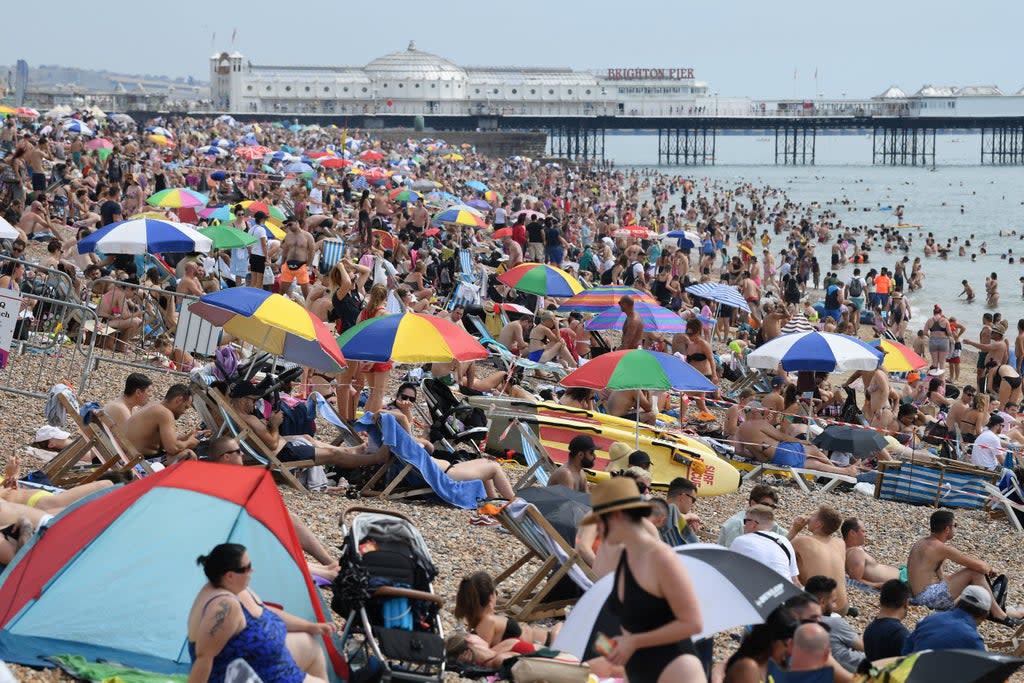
[198,383,314,492]
[318,238,346,275]
[513,422,558,490]
[353,412,485,509]
[465,315,569,379]
[731,453,857,494]
[492,498,596,621]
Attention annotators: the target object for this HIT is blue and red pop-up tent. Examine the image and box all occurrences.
[0,461,347,681]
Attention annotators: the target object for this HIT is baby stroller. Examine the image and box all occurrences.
[333,508,445,683]
[419,377,488,454]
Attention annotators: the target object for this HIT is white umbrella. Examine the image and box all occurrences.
[0,216,18,240]
[685,282,751,313]
[77,218,212,255]
[747,331,883,372]
[62,120,93,136]
[780,312,815,334]
[552,544,805,657]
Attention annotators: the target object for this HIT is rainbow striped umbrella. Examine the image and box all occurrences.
[388,188,421,204]
[483,190,503,204]
[146,188,209,209]
[584,300,686,333]
[239,200,286,222]
[189,288,345,372]
[557,286,657,314]
[498,263,583,298]
[560,349,716,392]
[198,205,235,223]
[868,338,928,373]
[336,313,488,363]
[432,205,487,228]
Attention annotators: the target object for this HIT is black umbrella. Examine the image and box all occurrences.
[863,649,1024,683]
[812,424,888,456]
[552,543,805,659]
[517,485,590,545]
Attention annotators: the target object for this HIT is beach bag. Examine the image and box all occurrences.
[510,656,589,683]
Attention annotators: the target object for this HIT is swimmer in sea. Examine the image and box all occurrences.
[959,280,976,303]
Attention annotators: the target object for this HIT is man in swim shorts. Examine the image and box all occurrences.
[906,509,1017,625]
[279,216,316,297]
[842,517,902,589]
[734,403,863,476]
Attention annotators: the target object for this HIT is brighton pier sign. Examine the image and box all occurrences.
[605,68,695,80]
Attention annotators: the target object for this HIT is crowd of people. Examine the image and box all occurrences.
[2,109,1024,682]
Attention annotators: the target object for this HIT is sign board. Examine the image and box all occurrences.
[605,68,695,81]
[0,289,22,352]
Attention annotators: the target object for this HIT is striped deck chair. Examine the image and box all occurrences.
[492,498,596,621]
[513,422,558,490]
[318,238,346,275]
[465,315,568,379]
[874,459,999,509]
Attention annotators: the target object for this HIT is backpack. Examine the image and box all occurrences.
[600,266,614,285]
[784,277,801,304]
[623,261,639,286]
[848,277,864,298]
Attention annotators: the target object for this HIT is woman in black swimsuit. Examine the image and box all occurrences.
[582,478,705,682]
[453,571,559,648]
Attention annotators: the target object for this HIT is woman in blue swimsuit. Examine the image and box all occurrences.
[187,543,335,683]
[581,478,707,682]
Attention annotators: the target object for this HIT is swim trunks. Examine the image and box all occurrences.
[280,260,309,285]
[279,439,316,463]
[771,441,806,467]
[911,580,955,611]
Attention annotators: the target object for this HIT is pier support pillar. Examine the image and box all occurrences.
[872,126,935,166]
[548,125,605,162]
[981,126,1024,165]
[657,127,716,165]
[774,125,816,165]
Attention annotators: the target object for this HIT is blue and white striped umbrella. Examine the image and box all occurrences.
[77,218,213,255]
[145,126,174,138]
[196,145,228,157]
[283,162,314,175]
[661,229,702,249]
[747,331,883,372]
[210,137,234,148]
[685,282,751,313]
[62,120,93,136]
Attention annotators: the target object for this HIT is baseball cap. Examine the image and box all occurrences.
[958,585,992,613]
[229,382,261,399]
[34,425,70,443]
[568,435,596,454]
[628,450,652,467]
[771,375,787,387]
[987,414,1005,429]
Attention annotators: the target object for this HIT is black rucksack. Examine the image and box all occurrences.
[848,277,864,297]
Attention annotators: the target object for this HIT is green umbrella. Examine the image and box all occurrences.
[199,225,258,250]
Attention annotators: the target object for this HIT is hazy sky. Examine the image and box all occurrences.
[4,0,1022,99]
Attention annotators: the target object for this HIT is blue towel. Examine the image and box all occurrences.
[355,412,485,509]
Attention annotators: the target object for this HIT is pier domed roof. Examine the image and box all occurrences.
[365,42,467,81]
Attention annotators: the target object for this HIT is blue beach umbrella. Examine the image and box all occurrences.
[685,282,751,313]
[78,218,212,255]
[465,179,488,192]
[747,331,883,373]
[662,230,703,250]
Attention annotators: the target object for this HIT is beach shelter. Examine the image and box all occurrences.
[0,461,347,681]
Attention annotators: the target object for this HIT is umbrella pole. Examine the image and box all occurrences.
[635,389,641,449]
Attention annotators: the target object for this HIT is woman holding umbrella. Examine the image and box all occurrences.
[581,478,706,683]
[354,285,392,414]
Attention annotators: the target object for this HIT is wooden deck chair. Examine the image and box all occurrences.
[318,238,346,274]
[513,422,558,490]
[492,499,596,621]
[201,385,313,492]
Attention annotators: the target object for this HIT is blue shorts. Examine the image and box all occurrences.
[527,349,544,362]
[772,442,806,467]
[823,308,841,322]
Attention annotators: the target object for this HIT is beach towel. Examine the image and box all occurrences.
[355,412,485,509]
[49,654,187,683]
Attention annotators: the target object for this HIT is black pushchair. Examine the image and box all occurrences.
[333,508,445,683]
[419,378,488,454]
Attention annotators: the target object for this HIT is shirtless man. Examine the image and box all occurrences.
[548,435,594,492]
[618,295,643,350]
[502,235,523,269]
[844,367,889,421]
[944,384,977,436]
[280,217,316,297]
[789,505,851,615]
[228,381,386,468]
[101,372,152,426]
[409,197,430,234]
[841,517,901,588]
[761,375,787,416]
[18,200,54,239]
[906,509,1014,623]
[176,262,205,298]
[607,389,656,425]
[734,403,862,476]
[761,304,789,343]
[121,384,202,462]
[25,137,49,195]
[497,316,532,356]
[526,311,576,368]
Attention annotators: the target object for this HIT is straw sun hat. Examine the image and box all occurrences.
[580,477,652,525]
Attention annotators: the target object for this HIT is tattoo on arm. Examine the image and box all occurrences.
[209,600,232,637]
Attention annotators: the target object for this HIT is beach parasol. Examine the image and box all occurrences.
[498,263,583,298]
[465,198,492,212]
[685,282,751,313]
[15,107,39,119]
[868,338,928,373]
[490,302,533,317]
[198,225,257,250]
[491,227,513,239]
[554,544,806,658]
[614,224,654,239]
[412,179,441,191]
[239,201,286,223]
[0,216,18,240]
[236,145,272,160]
[198,206,236,223]
[432,206,488,228]
[145,126,174,138]
[77,218,212,255]
[147,134,174,147]
[197,145,229,158]
[62,120,93,136]
[283,162,315,175]
[858,650,1024,683]
[557,286,657,314]
[371,229,397,250]
[660,229,703,249]
[358,149,384,162]
[584,301,687,334]
[483,190,503,204]
[465,179,488,192]
[747,331,883,372]
[0,106,16,115]
[315,157,350,169]
[442,152,464,161]
[812,425,888,456]
[85,138,113,151]
[388,188,421,204]
[561,349,715,393]
[146,188,209,209]
[510,209,545,222]
[336,312,488,363]
[780,311,816,334]
[190,288,345,372]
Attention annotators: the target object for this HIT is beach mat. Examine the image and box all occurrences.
[49,654,187,683]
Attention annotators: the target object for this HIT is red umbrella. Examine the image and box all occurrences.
[492,227,513,239]
[615,224,654,239]
[316,157,349,169]
[372,229,397,250]
[359,150,384,162]
[423,227,440,237]
[236,145,272,160]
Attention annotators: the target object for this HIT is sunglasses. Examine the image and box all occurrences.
[758,500,778,509]
[232,562,253,574]
[685,493,698,504]
[396,394,416,402]
[743,518,756,524]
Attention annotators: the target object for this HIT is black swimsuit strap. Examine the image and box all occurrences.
[199,591,236,616]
